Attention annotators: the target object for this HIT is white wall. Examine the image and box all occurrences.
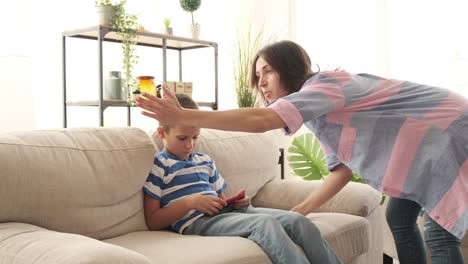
[0,56,34,132]
[0,0,34,132]
[3,0,467,133]
[295,0,468,97]
[0,0,293,132]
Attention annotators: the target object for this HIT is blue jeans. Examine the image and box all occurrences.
[386,197,464,264]
[183,206,342,264]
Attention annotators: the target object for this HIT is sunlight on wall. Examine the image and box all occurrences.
[295,0,379,73]
[295,0,468,97]
[0,0,34,132]
[2,0,467,132]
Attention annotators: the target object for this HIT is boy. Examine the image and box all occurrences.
[143,94,341,264]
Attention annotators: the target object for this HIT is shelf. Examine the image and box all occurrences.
[66,100,216,109]
[62,26,219,127]
[62,25,217,50]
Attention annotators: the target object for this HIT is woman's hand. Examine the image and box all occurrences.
[290,202,310,215]
[186,194,226,216]
[232,189,250,209]
[135,84,183,125]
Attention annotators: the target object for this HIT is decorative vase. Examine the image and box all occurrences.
[104,71,122,100]
[190,24,200,39]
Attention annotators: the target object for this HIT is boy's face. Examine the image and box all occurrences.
[158,126,201,160]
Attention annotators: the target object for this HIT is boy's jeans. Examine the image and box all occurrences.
[183,206,342,264]
[386,197,464,264]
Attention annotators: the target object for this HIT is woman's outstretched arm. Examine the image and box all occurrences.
[135,86,286,133]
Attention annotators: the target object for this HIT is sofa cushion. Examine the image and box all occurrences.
[307,213,370,263]
[0,128,155,240]
[104,230,271,264]
[0,223,151,264]
[149,129,283,197]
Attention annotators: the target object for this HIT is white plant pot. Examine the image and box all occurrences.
[164,27,173,35]
[190,24,200,39]
[97,6,117,26]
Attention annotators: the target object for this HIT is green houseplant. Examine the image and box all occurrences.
[233,25,263,108]
[163,18,173,35]
[288,133,386,204]
[112,0,139,103]
[288,133,364,182]
[180,0,201,38]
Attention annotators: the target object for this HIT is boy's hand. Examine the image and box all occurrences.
[231,190,250,209]
[186,194,226,216]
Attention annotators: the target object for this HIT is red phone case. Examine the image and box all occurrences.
[225,192,245,207]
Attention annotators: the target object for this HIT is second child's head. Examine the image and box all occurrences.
[158,94,200,160]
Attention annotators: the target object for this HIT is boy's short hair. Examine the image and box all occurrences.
[175,94,199,110]
[160,94,199,130]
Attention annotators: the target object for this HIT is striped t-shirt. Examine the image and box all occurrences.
[143,150,227,233]
[269,71,468,239]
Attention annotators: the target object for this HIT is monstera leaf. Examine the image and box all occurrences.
[287,133,329,180]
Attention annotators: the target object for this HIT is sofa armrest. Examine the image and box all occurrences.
[0,222,151,264]
[252,179,382,217]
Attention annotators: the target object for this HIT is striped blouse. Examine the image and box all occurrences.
[269,71,468,239]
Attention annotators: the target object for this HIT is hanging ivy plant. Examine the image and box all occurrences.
[113,0,139,103]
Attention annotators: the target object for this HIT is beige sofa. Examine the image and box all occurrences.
[381,198,468,263]
[0,127,383,263]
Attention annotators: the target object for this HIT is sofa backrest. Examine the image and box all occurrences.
[149,129,283,198]
[0,127,155,240]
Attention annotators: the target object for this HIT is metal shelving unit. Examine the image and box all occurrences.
[62,25,218,127]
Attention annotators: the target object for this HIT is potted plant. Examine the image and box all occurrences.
[233,24,263,108]
[179,0,201,39]
[287,133,386,203]
[288,133,365,182]
[163,18,173,35]
[95,0,117,25]
[112,0,139,103]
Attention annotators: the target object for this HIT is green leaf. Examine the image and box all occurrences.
[288,133,328,180]
[287,133,365,183]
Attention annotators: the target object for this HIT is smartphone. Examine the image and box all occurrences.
[224,192,245,207]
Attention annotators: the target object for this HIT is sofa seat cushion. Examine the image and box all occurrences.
[104,230,272,264]
[307,213,370,263]
[0,223,151,264]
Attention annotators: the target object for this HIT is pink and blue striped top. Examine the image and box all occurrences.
[269,71,468,239]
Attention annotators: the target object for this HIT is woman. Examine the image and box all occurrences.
[136,40,467,264]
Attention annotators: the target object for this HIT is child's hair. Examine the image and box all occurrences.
[159,94,199,131]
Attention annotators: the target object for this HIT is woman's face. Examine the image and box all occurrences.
[255,56,288,103]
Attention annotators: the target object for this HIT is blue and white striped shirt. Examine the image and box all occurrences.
[143,150,227,233]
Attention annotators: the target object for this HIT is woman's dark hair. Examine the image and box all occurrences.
[250,40,318,103]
